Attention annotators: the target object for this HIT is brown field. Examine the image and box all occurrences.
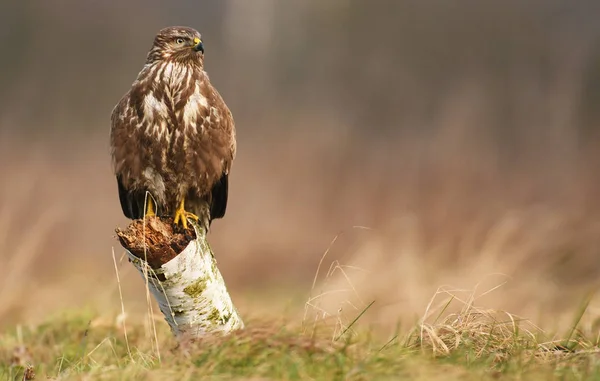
[2,115,600,334]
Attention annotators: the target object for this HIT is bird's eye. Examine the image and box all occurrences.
[176,38,185,44]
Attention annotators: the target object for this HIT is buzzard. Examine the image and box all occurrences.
[110,26,236,230]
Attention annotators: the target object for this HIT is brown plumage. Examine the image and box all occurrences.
[110,26,236,230]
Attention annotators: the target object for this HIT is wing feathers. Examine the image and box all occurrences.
[209,173,229,222]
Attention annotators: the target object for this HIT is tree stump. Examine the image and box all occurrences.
[115,216,244,339]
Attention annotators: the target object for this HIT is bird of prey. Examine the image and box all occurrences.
[110,26,236,230]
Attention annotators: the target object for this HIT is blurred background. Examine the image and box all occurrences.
[1,0,600,332]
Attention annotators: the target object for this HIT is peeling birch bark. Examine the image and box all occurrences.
[115,216,244,339]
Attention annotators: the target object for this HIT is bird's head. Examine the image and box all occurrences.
[146,26,204,65]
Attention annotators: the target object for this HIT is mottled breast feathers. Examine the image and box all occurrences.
[109,26,236,228]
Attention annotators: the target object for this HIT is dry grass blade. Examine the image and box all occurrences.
[112,247,134,362]
[410,284,545,363]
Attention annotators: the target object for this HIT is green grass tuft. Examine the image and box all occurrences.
[2,300,600,381]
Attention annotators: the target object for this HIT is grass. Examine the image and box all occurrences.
[3,227,600,381]
[3,289,600,381]
[3,213,600,381]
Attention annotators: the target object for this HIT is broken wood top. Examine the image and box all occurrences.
[115,216,197,268]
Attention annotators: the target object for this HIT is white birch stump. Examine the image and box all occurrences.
[115,216,244,339]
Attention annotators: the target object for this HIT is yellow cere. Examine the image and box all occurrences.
[193,37,201,46]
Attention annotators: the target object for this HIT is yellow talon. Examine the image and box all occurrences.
[145,196,156,217]
[173,199,198,229]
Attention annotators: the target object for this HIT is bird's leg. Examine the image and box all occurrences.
[145,196,156,217]
[173,198,199,229]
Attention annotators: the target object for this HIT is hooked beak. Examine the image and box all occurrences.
[193,37,204,53]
